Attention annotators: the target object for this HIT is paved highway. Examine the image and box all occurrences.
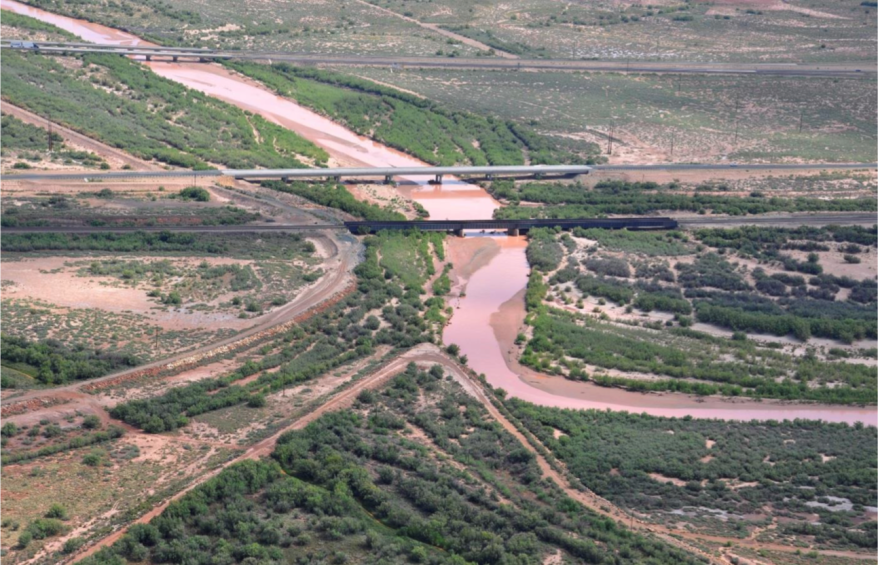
[2,224,342,234]
[3,163,875,182]
[677,212,878,227]
[2,41,875,77]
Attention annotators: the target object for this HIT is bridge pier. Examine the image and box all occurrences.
[145,54,151,61]
[507,227,520,236]
[453,228,465,237]
[534,172,544,180]
[486,173,495,181]
[384,175,394,184]
[432,174,443,184]
[199,57,208,63]
[332,175,341,183]
[172,55,178,62]
[281,177,290,183]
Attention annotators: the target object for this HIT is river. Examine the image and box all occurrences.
[3,0,876,425]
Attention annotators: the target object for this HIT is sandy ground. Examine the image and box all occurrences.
[2,256,257,331]
[446,236,502,294]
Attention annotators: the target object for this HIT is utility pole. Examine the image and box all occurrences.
[47,114,53,152]
[732,90,741,147]
[607,119,615,155]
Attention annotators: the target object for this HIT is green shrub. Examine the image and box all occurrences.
[179,187,210,202]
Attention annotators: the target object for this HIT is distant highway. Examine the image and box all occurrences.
[2,40,875,77]
[3,212,875,235]
[1,224,341,234]
[3,163,875,182]
[677,212,878,227]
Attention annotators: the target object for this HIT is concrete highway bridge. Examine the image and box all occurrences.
[4,165,591,183]
[2,40,874,77]
[4,163,876,183]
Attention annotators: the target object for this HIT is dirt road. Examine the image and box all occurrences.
[349,0,518,59]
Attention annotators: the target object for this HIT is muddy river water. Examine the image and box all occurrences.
[4,0,876,425]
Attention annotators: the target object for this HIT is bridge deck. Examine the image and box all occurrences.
[4,163,875,182]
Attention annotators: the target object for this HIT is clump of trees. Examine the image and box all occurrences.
[675,253,750,292]
[2,231,315,260]
[1,334,140,386]
[526,228,563,271]
[506,399,878,551]
[2,426,125,465]
[491,180,876,219]
[177,187,210,202]
[81,367,702,565]
[262,180,404,221]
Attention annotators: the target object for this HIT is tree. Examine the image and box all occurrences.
[45,504,68,520]
[82,415,101,430]
[1,422,18,437]
[247,394,267,408]
[365,315,381,330]
[179,187,210,201]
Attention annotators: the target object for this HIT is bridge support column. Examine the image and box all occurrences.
[486,174,495,181]
[199,57,208,63]
[433,174,443,184]
[145,54,151,61]
[507,227,520,236]
[172,55,178,62]
[384,175,393,184]
[332,175,341,183]
[453,228,464,237]
[281,177,290,183]
[534,173,544,180]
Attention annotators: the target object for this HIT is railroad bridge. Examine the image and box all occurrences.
[344,217,678,236]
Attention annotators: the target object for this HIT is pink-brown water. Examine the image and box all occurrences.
[5,0,876,425]
[445,235,530,380]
